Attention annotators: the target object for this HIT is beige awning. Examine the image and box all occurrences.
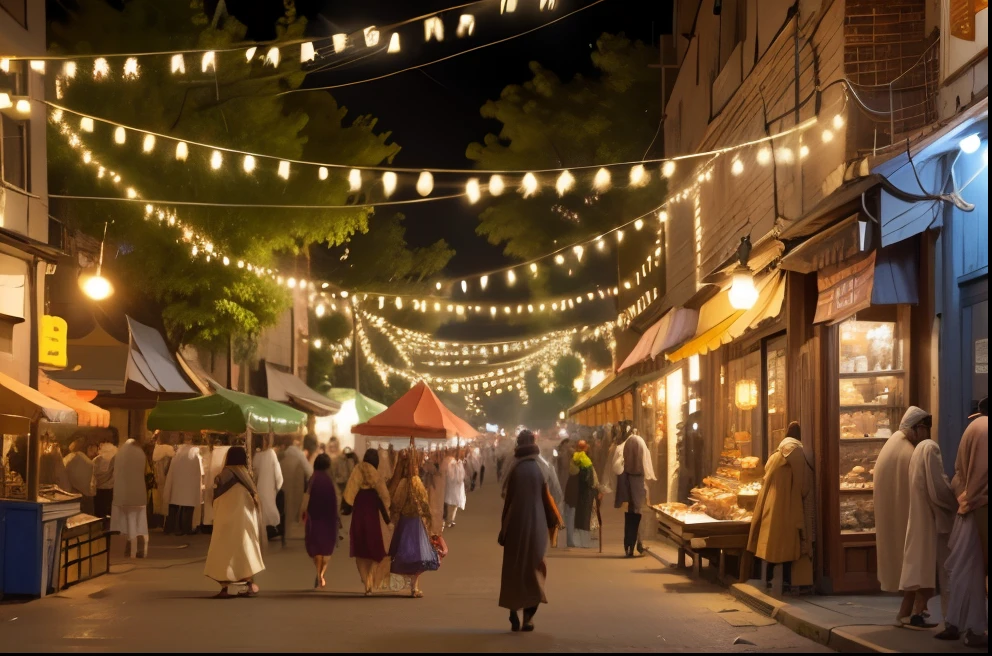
[0,370,77,434]
[264,362,341,416]
[667,272,786,362]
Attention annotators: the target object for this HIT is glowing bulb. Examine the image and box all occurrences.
[959,133,981,154]
[461,280,468,293]
[821,129,834,143]
[592,167,611,191]
[573,245,584,261]
[201,51,216,73]
[466,178,481,203]
[81,274,113,301]
[616,230,625,243]
[554,254,565,265]
[222,256,230,266]
[629,164,647,187]
[388,33,401,53]
[210,150,223,170]
[14,99,29,114]
[82,151,92,164]
[480,275,488,290]
[348,169,362,192]
[144,204,153,215]
[243,155,256,173]
[658,210,668,222]
[395,297,403,310]
[729,268,758,310]
[832,114,844,129]
[634,219,644,231]
[775,147,794,164]
[245,47,257,62]
[126,187,137,199]
[435,282,442,291]
[315,303,326,317]
[300,42,315,62]
[318,166,329,180]
[756,147,772,165]
[278,160,291,179]
[416,171,434,196]
[507,270,517,286]
[424,16,444,42]
[63,61,77,78]
[364,26,380,47]
[176,142,189,161]
[488,174,505,196]
[382,171,397,197]
[555,170,575,196]
[287,277,297,289]
[265,47,280,67]
[530,262,538,275]
[123,57,139,79]
[520,172,539,197]
[113,126,126,144]
[332,34,348,53]
[142,134,155,153]
[312,339,322,349]
[93,58,109,79]
[731,158,744,175]
[79,117,94,132]
[501,0,518,13]
[799,145,810,159]
[457,14,476,37]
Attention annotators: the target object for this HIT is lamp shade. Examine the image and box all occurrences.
[729,268,759,310]
[735,379,758,410]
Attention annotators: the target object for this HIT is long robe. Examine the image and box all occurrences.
[204,471,264,583]
[873,430,916,592]
[63,451,95,498]
[163,444,203,508]
[615,433,655,511]
[151,445,174,517]
[253,448,284,528]
[279,445,312,539]
[499,453,562,611]
[112,440,149,508]
[444,459,467,509]
[747,439,805,564]
[900,439,956,591]
[565,457,596,531]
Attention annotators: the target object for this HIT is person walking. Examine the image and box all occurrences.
[341,448,392,595]
[874,406,931,626]
[499,430,563,632]
[614,425,656,557]
[563,440,601,548]
[111,435,152,558]
[204,447,264,598]
[279,437,313,540]
[899,435,956,630]
[163,439,204,536]
[63,438,96,515]
[936,399,988,646]
[388,451,439,598]
[253,435,284,541]
[443,453,466,528]
[302,454,340,589]
[92,437,117,518]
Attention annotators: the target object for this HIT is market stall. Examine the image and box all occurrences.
[315,387,388,452]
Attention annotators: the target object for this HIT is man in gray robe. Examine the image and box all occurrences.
[499,430,563,632]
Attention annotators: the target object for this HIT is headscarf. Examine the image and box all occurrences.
[216,446,259,506]
[899,406,931,433]
[362,448,380,469]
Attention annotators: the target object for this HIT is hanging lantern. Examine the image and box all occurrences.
[727,235,757,310]
[735,379,758,411]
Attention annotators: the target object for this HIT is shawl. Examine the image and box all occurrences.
[501,444,541,498]
[215,465,258,507]
[621,433,657,480]
[342,461,390,511]
[952,416,988,513]
[391,475,432,524]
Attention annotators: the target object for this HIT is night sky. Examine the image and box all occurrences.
[225,0,674,276]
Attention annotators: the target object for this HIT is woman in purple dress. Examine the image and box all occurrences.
[302,454,339,589]
[389,450,440,598]
[342,449,392,595]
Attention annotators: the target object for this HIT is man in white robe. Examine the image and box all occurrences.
[279,439,312,540]
[443,455,467,528]
[92,439,117,518]
[111,437,151,558]
[900,437,956,629]
[163,441,204,535]
[874,406,930,625]
[64,439,97,515]
[253,436,284,541]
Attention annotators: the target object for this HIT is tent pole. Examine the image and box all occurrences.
[27,417,40,501]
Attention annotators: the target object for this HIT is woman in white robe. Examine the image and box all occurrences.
[204,447,264,598]
[252,439,284,537]
[443,456,467,528]
[163,443,204,535]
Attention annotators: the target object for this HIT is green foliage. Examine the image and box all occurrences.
[466,33,665,262]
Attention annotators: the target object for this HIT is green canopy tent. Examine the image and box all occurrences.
[147,387,307,435]
[319,388,389,452]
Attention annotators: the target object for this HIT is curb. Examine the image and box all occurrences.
[729,583,891,653]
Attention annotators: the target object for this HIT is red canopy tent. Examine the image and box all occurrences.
[351,380,479,445]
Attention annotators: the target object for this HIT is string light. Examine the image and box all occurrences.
[480,275,488,290]
[113,126,126,144]
[593,167,611,191]
[466,178,481,204]
[175,141,189,161]
[80,117,94,132]
[488,174,505,196]
[210,150,223,170]
[201,51,215,73]
[245,47,257,62]
[348,169,362,192]
[382,171,398,197]
[555,170,575,196]
[388,33,401,53]
[756,147,772,165]
[243,155,256,173]
[142,134,155,153]
[457,14,476,37]
[634,218,644,231]
[63,61,77,78]
[93,58,109,79]
[506,269,517,286]
[318,166,329,180]
[662,161,675,177]
[264,47,280,67]
[521,172,539,197]
[300,42,315,62]
[278,160,291,179]
[416,171,434,196]
[332,34,348,53]
[629,164,647,187]
[364,26,380,47]
[731,158,744,175]
[832,114,844,129]
[424,16,444,42]
[821,129,834,143]
[122,57,139,79]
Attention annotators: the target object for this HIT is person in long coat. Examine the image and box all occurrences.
[746,432,807,564]
[204,447,264,598]
[874,406,930,625]
[163,441,204,536]
[499,430,563,632]
[279,438,313,540]
[563,440,600,548]
[614,426,656,557]
[899,437,956,629]
[253,436,284,541]
[111,437,152,558]
[303,454,339,589]
[341,448,392,595]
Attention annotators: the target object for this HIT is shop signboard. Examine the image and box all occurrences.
[39,315,68,369]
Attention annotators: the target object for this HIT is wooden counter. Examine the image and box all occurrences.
[653,506,752,580]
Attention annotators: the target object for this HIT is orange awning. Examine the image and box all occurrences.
[0,370,77,434]
[37,370,110,428]
[351,380,479,441]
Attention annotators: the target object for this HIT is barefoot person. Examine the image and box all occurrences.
[499,430,563,632]
[204,447,264,598]
[303,454,340,589]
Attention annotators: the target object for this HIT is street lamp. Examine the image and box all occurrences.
[728,235,758,310]
[80,222,114,301]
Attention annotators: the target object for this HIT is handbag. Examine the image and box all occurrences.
[430,533,448,560]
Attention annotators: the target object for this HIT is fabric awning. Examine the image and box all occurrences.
[147,387,307,435]
[0,370,77,434]
[351,381,479,441]
[813,239,918,325]
[37,371,109,428]
[567,371,635,416]
[325,388,388,424]
[264,362,341,416]
[667,271,786,362]
[618,307,700,372]
[617,321,667,372]
[780,214,865,274]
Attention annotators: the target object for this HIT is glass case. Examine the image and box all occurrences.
[836,311,905,534]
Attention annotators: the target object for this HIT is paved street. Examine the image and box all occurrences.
[0,482,826,653]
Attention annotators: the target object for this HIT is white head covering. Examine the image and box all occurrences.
[899,406,931,433]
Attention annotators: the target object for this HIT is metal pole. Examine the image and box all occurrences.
[352,303,361,396]
[28,257,40,501]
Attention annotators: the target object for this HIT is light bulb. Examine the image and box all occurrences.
[123,57,139,79]
[729,268,758,310]
[113,127,126,144]
[332,33,348,53]
[265,47,280,67]
[832,114,844,129]
[243,155,256,173]
[629,164,647,187]
[364,26,380,47]
[387,33,401,53]
[592,167,612,191]
[348,169,362,192]
[821,129,834,143]
[959,133,981,154]
[312,339,322,349]
[318,166,329,180]
[79,117,94,132]
[424,16,444,42]
[731,158,744,175]
[466,178,481,203]
[634,219,644,231]
[461,280,467,293]
[480,275,488,290]
[81,273,113,301]
[210,150,223,170]
[14,99,29,114]
[573,245,584,261]
[93,58,109,79]
[278,160,290,179]
[300,42,315,62]
[416,171,434,196]
[457,14,476,37]
[529,262,538,275]
[142,134,155,153]
[756,147,772,165]
[520,172,539,197]
[507,270,517,286]
[201,51,216,73]
[488,174,505,196]
[382,171,397,197]
[245,47,257,62]
[661,161,676,178]
[555,170,575,196]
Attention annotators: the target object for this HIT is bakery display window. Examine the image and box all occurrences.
[765,335,788,453]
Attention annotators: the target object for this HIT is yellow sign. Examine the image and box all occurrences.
[39,315,68,368]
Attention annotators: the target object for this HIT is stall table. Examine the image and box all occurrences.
[653,506,751,580]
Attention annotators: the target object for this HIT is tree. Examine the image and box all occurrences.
[47,0,451,349]
[466,33,665,263]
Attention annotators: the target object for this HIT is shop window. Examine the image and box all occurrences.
[837,307,906,534]
[1,114,29,191]
[727,347,761,449]
[0,0,28,28]
[765,334,788,453]
[0,58,28,96]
